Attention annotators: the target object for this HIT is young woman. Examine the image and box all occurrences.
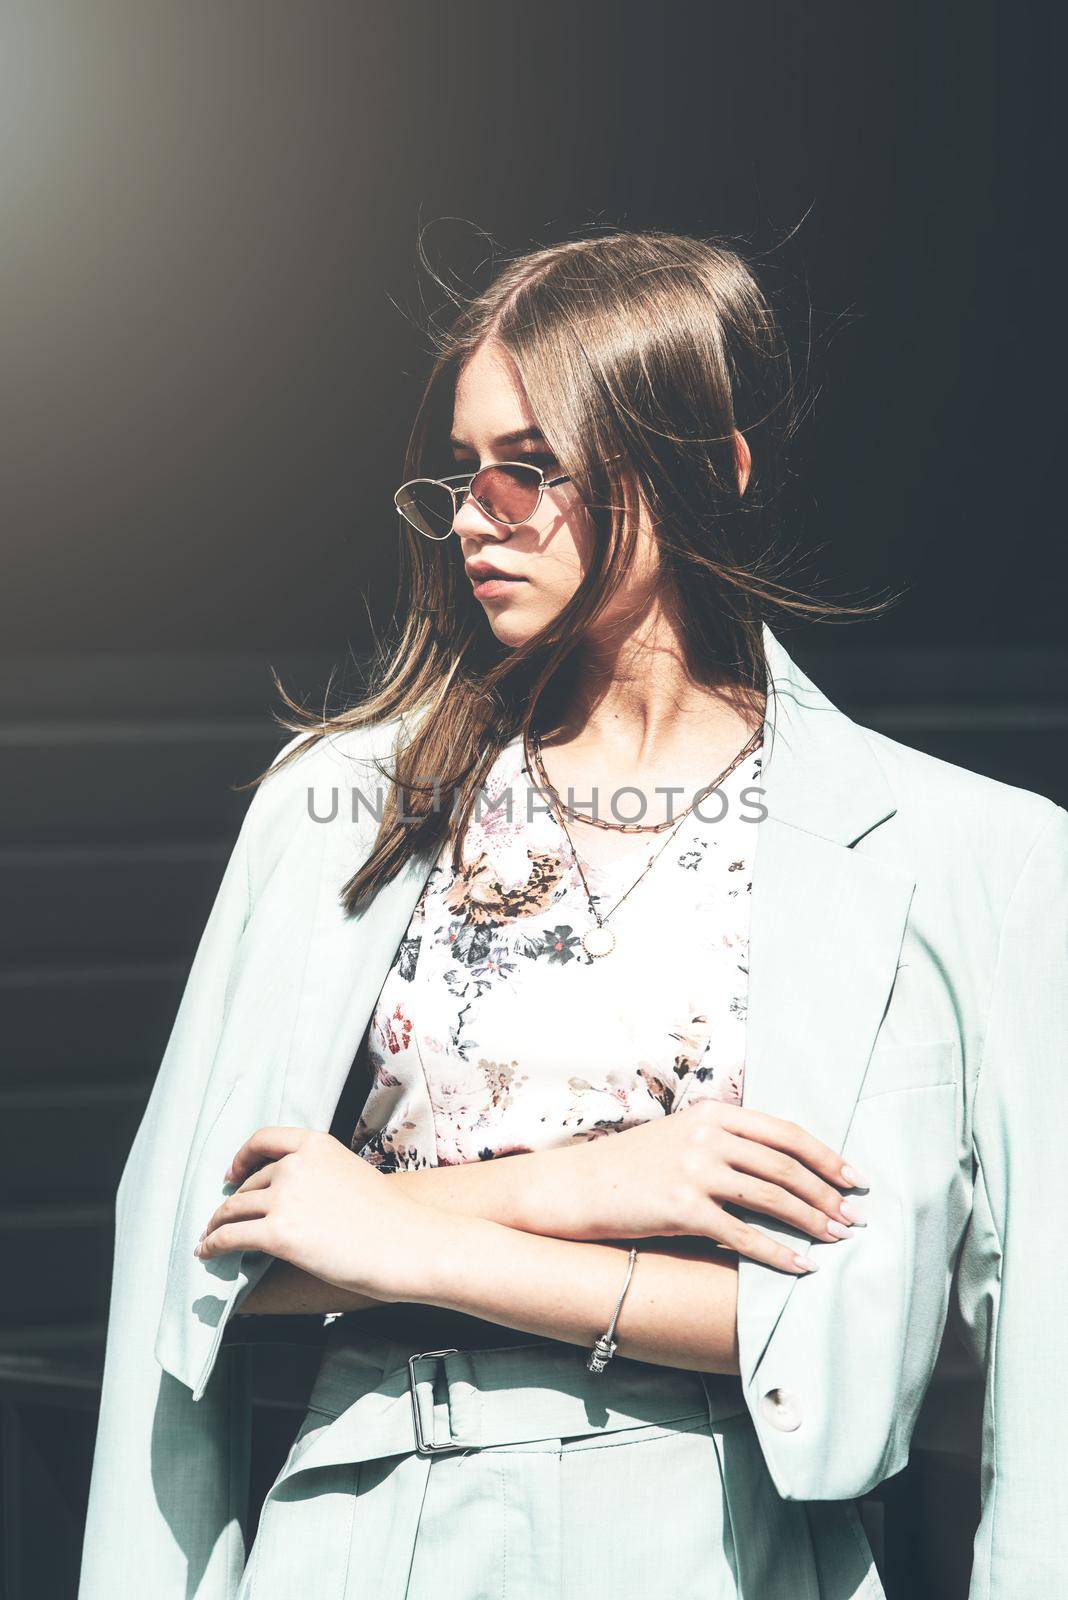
[80,232,1067,1600]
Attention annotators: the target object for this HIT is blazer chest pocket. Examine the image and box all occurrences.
[857,1038,959,1100]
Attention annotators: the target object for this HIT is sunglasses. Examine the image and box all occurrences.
[394,460,572,541]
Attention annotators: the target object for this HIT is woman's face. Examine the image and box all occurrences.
[449,339,613,649]
[449,339,752,651]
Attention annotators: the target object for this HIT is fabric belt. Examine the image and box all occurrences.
[277,1328,749,1480]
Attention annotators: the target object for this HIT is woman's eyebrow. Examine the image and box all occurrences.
[448,427,547,452]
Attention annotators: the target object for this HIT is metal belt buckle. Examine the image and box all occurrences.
[408,1348,461,1455]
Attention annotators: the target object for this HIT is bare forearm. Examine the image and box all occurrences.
[238,1257,383,1316]
[386,1145,602,1235]
[240,1147,611,1317]
[419,1215,741,1374]
[243,1227,740,1376]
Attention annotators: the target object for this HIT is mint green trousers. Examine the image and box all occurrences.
[237,1329,884,1600]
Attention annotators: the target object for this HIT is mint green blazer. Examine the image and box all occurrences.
[78,624,1068,1599]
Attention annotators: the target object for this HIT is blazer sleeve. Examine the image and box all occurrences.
[79,735,305,1600]
[954,801,1068,1600]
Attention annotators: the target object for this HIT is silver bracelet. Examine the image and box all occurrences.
[587,1247,638,1373]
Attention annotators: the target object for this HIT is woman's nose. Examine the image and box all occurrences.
[452,492,508,542]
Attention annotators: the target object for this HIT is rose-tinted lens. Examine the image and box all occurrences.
[470,463,541,524]
[395,481,456,539]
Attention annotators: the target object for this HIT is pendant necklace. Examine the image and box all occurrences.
[523,724,763,960]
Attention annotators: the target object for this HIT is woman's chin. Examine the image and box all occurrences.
[481,600,555,649]
[487,616,540,648]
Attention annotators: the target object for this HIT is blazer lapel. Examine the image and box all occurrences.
[735,626,916,1388]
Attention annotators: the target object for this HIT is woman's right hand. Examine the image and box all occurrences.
[552,1100,868,1274]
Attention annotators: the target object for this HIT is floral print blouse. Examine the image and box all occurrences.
[350,734,764,1170]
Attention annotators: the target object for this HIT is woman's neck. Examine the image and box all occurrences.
[551,606,762,769]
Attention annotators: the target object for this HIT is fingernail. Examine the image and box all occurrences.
[794,1254,819,1272]
[192,1241,202,1258]
[840,1164,870,1189]
[839,1200,867,1227]
[223,1169,234,1185]
[826,1218,852,1239]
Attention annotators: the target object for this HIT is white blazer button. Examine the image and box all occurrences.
[761,1387,802,1431]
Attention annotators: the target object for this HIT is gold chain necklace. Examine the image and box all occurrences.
[527,723,763,833]
[522,725,763,960]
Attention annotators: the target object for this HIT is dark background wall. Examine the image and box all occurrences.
[1,2,1063,1596]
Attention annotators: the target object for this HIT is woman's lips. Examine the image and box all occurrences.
[471,575,527,600]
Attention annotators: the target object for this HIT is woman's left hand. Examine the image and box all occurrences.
[194,1127,443,1303]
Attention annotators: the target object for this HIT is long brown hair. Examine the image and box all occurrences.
[243,228,893,912]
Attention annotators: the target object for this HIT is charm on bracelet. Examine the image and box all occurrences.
[587,1247,639,1374]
